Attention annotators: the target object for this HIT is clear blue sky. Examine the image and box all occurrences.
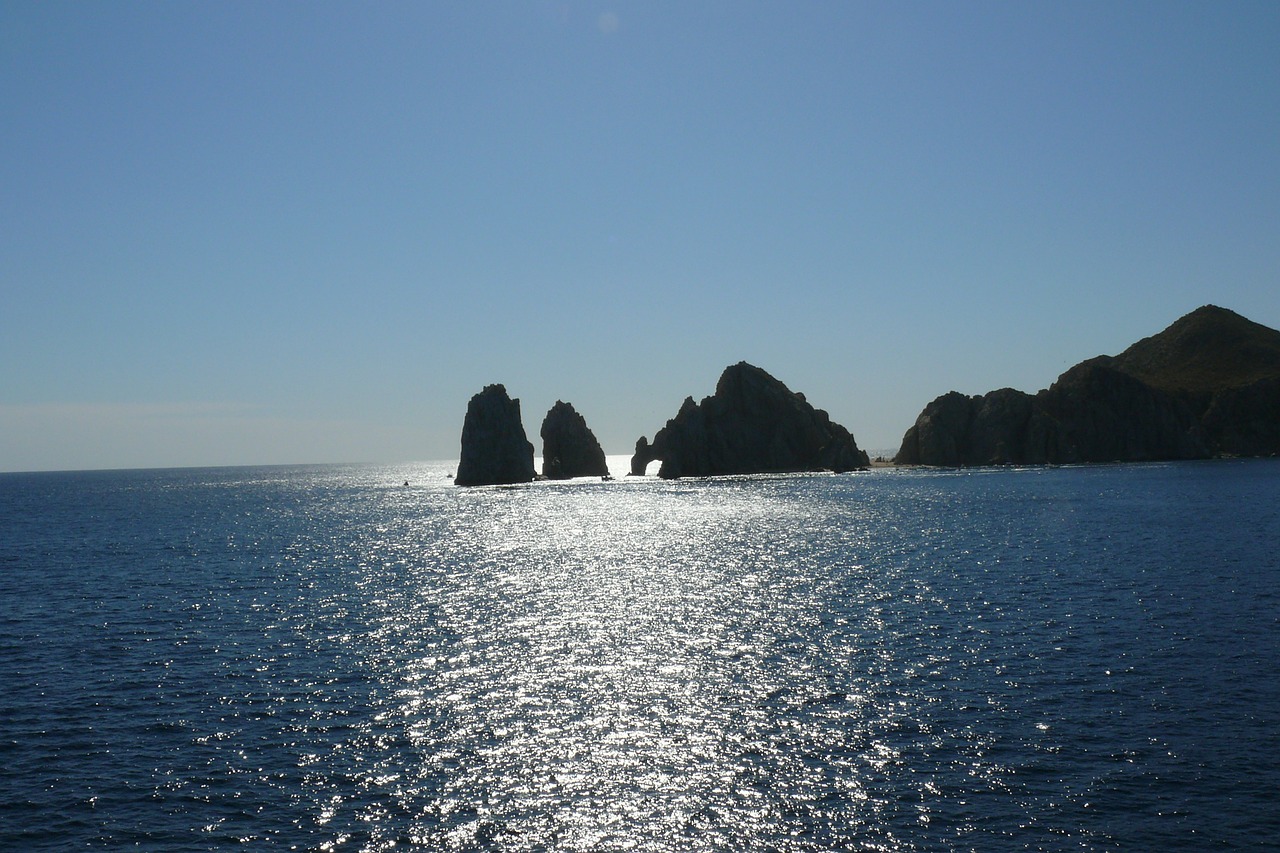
[3,1,1278,471]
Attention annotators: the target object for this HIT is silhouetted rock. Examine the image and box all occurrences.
[895,305,1280,466]
[895,388,1040,466]
[1033,359,1208,463]
[629,437,652,476]
[455,384,536,486]
[631,362,870,478]
[540,400,609,479]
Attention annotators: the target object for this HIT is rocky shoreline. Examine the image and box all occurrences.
[453,305,1280,485]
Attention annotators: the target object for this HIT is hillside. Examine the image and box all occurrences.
[896,305,1280,465]
[1110,305,1280,394]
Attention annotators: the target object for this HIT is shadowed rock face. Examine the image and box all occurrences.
[540,400,609,479]
[896,388,1037,467]
[631,362,869,478]
[895,305,1280,466]
[455,384,536,486]
[1200,375,1280,457]
[1034,360,1208,463]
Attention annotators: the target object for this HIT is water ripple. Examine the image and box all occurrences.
[2,461,1279,850]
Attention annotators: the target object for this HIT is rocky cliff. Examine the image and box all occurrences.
[895,305,1280,466]
[455,384,536,486]
[540,400,609,479]
[631,362,869,478]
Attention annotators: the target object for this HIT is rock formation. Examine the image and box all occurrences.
[454,384,536,486]
[540,400,609,479]
[895,305,1280,466]
[630,362,870,478]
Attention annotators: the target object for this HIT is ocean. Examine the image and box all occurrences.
[1,457,1278,851]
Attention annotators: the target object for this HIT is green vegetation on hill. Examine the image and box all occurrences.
[1111,305,1280,394]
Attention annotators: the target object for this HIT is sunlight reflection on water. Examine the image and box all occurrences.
[317,471,938,850]
[4,460,1280,850]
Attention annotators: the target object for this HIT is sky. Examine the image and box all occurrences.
[3,1,1279,472]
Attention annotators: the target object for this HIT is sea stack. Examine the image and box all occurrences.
[540,400,609,479]
[455,384,536,486]
[895,305,1280,466]
[630,362,870,478]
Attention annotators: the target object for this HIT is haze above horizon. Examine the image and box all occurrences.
[3,2,1278,472]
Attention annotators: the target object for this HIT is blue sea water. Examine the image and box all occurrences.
[1,457,1278,851]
